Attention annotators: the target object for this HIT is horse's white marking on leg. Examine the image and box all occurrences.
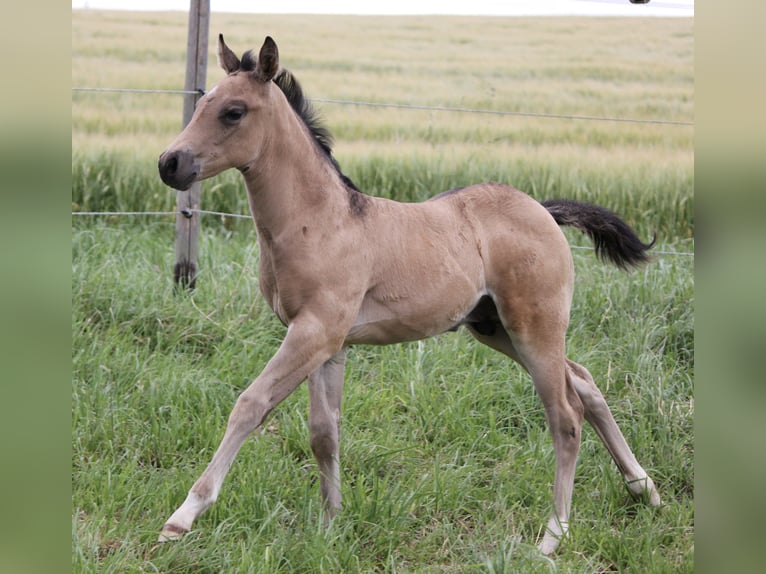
[538,516,569,555]
[159,491,210,541]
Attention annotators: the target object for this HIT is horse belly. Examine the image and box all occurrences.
[345,198,487,345]
[345,285,483,346]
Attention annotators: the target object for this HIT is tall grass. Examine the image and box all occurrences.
[72,10,693,573]
[73,148,691,243]
[72,12,693,240]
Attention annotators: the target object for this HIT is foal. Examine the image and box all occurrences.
[157,35,661,554]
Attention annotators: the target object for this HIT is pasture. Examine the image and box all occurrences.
[72,10,693,573]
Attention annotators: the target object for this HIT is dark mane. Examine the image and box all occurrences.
[274,69,335,161]
[273,68,369,216]
[233,51,368,216]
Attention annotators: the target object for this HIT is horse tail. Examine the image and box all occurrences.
[541,199,655,270]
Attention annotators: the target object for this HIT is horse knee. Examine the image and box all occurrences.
[228,389,271,435]
[309,419,339,460]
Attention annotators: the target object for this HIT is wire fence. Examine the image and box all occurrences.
[72,209,253,219]
[72,86,695,127]
[72,87,202,96]
[72,85,694,258]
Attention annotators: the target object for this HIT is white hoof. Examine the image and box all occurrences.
[537,533,561,555]
[627,475,661,507]
[158,523,188,542]
[537,516,568,555]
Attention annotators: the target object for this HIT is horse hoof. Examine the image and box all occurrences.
[158,523,188,542]
[537,534,561,555]
[627,475,661,507]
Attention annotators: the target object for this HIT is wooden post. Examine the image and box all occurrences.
[174,0,210,290]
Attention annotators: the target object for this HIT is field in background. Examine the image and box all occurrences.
[72,10,693,573]
[72,11,693,241]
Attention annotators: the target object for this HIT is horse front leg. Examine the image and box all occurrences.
[159,315,341,541]
[308,349,346,521]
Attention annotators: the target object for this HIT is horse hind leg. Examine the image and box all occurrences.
[523,346,585,555]
[467,323,584,555]
[565,359,661,506]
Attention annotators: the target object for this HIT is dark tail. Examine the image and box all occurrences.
[541,199,655,270]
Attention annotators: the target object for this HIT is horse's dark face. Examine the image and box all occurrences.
[158,35,280,191]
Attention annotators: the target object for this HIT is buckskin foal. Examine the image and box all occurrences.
[157,35,661,554]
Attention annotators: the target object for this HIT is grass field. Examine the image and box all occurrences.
[72,10,693,573]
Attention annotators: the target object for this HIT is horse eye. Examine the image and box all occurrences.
[222,108,245,124]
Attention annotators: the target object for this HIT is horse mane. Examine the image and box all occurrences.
[273,69,337,164]
[274,68,368,215]
[236,52,367,215]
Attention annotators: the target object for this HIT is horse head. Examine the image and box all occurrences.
[158,35,281,191]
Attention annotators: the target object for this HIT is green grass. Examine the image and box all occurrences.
[73,223,693,573]
[72,10,693,573]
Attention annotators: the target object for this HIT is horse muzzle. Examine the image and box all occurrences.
[158,149,200,191]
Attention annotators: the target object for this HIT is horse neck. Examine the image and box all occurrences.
[241,108,347,239]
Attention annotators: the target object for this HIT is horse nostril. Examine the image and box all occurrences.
[160,153,179,176]
[166,155,178,175]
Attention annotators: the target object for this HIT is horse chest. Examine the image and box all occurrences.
[257,246,329,326]
[257,248,290,325]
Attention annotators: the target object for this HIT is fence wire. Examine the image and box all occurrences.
[72,87,694,127]
[72,86,694,257]
[73,87,201,95]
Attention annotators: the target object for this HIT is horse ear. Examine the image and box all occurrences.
[255,36,279,82]
[217,33,241,74]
